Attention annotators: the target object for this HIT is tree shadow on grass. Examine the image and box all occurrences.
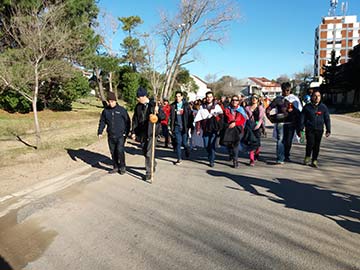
[66,148,112,172]
[207,170,360,234]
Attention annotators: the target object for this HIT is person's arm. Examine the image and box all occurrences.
[323,105,331,137]
[97,110,106,138]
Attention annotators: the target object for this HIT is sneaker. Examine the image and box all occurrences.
[109,168,118,174]
[284,157,291,162]
[119,167,126,175]
[249,161,255,167]
[143,174,151,181]
[275,161,284,165]
[209,162,215,168]
[175,159,182,165]
[303,156,311,165]
[311,160,318,168]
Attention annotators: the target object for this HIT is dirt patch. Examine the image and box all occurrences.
[0,209,57,269]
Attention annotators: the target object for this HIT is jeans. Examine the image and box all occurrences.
[305,129,323,161]
[108,136,126,169]
[203,132,217,164]
[283,124,296,159]
[275,123,285,162]
[174,126,189,160]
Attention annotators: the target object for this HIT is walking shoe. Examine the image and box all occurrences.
[143,174,151,181]
[174,159,182,165]
[109,168,118,174]
[249,160,255,167]
[119,167,126,175]
[284,157,291,162]
[311,160,318,168]
[303,156,311,165]
[209,162,215,168]
[275,161,284,165]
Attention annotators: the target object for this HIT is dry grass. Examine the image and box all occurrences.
[0,97,105,167]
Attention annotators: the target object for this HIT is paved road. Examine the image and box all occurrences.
[0,115,359,270]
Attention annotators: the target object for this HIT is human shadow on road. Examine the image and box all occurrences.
[66,148,112,172]
[0,255,13,270]
[207,170,360,234]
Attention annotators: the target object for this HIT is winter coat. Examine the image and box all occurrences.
[169,100,193,133]
[97,104,130,138]
[131,99,166,142]
[300,102,331,133]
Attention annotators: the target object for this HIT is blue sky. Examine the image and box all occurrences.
[98,0,360,81]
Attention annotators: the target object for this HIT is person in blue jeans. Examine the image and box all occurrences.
[195,91,223,167]
[169,91,193,164]
[266,82,292,164]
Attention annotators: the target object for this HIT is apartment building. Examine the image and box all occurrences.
[314,15,360,77]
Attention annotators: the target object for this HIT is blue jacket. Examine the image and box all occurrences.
[98,104,130,138]
[300,102,331,133]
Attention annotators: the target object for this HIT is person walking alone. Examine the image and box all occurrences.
[299,90,331,168]
[98,92,130,175]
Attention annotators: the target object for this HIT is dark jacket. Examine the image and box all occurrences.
[169,99,193,133]
[98,104,130,138]
[300,102,331,133]
[266,96,288,123]
[131,99,166,141]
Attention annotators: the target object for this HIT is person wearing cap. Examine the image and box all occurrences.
[97,91,131,175]
[131,87,165,181]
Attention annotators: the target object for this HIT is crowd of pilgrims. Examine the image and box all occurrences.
[157,81,330,171]
[98,83,330,181]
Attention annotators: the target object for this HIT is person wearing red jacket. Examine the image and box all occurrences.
[160,98,171,148]
[223,95,247,168]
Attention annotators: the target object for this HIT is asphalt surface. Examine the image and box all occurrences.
[0,115,359,270]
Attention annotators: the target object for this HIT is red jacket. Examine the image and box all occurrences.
[224,106,246,128]
[161,104,171,126]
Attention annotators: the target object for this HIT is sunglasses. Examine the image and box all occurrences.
[232,99,239,102]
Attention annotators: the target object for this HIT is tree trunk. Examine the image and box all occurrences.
[33,64,41,148]
[95,67,106,104]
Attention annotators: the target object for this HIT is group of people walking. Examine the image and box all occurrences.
[97,83,331,181]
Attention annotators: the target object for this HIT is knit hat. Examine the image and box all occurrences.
[136,87,148,98]
[107,91,117,101]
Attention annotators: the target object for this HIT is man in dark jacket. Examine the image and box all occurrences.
[131,87,165,181]
[169,91,193,164]
[98,92,130,174]
[299,90,331,168]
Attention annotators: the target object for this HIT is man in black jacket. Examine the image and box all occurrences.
[98,92,131,174]
[131,87,165,181]
[299,90,331,168]
[169,91,193,164]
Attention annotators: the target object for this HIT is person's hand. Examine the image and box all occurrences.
[325,131,330,138]
[229,122,236,129]
[98,134,102,140]
[254,124,260,130]
[131,133,136,140]
[154,105,159,114]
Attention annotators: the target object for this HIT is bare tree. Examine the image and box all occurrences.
[0,4,83,147]
[158,0,239,99]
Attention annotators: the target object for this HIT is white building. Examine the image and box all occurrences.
[186,75,211,101]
